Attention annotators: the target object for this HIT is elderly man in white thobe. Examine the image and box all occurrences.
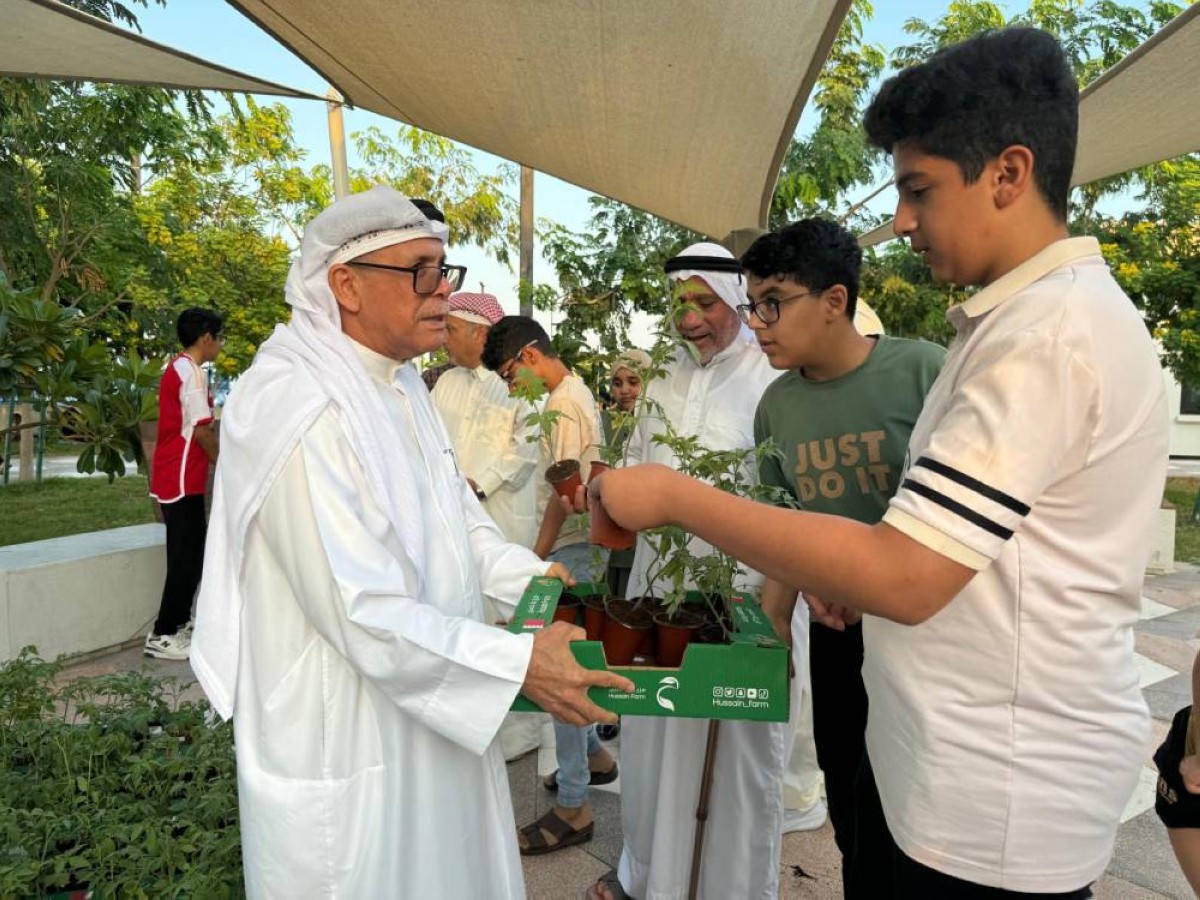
[190,185,632,900]
[589,242,803,900]
[432,291,538,548]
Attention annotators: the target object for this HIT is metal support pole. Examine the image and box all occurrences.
[35,398,45,482]
[688,719,722,900]
[519,165,534,317]
[327,88,350,200]
[2,395,14,487]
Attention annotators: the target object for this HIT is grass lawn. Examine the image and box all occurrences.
[0,475,156,547]
[1166,477,1200,564]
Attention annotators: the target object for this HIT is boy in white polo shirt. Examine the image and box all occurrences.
[587,26,1168,898]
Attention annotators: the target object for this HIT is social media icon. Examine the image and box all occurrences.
[747,689,758,700]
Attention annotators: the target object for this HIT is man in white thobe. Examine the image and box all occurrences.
[190,186,631,900]
[432,291,538,548]
[594,243,803,900]
[433,291,544,762]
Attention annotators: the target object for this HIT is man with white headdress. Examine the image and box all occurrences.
[433,291,539,549]
[589,242,799,900]
[189,185,632,899]
[433,291,544,763]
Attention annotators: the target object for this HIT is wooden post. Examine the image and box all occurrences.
[688,719,722,899]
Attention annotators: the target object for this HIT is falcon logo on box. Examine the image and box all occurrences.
[656,676,680,712]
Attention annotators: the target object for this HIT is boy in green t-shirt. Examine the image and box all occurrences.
[740,218,945,889]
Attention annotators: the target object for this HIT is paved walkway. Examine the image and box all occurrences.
[61,565,1200,898]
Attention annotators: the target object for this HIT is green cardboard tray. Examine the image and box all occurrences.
[507,577,790,722]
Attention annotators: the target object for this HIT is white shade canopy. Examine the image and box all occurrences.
[1,0,321,98]
[227,0,853,240]
[858,2,1200,249]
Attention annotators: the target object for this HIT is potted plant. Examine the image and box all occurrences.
[632,417,796,667]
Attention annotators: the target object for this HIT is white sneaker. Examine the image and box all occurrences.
[782,798,828,834]
[177,620,195,641]
[144,632,190,661]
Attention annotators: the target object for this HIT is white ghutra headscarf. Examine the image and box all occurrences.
[664,240,757,344]
[190,186,443,719]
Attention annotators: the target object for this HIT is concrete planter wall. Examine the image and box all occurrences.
[1146,506,1177,575]
[0,524,165,663]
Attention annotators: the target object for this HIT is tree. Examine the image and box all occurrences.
[770,0,886,228]
[0,0,223,479]
[538,198,700,360]
[863,0,1191,354]
[1095,156,1200,384]
[347,125,519,267]
[126,100,322,378]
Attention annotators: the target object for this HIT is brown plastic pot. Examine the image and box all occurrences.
[601,597,655,665]
[589,497,635,550]
[653,606,707,667]
[636,597,665,659]
[581,594,608,641]
[545,459,583,503]
[553,592,582,625]
[588,460,611,482]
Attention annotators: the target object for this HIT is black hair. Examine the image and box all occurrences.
[176,308,223,348]
[863,27,1078,221]
[481,316,557,371]
[410,198,446,223]
[741,218,862,319]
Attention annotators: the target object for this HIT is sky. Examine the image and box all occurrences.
[126,0,928,328]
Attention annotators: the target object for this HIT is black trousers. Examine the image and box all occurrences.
[809,619,868,888]
[848,756,1093,899]
[153,494,207,636]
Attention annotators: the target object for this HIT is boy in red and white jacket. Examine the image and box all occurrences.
[146,308,223,660]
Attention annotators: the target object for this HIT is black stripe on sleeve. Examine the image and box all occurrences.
[901,479,1014,540]
[914,457,1031,517]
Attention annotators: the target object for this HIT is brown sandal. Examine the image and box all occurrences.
[518,808,594,856]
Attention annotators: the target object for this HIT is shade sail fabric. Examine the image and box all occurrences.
[2,0,321,98]
[227,0,852,240]
[1071,1,1200,187]
[858,2,1200,248]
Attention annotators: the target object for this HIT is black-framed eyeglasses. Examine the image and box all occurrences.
[346,260,467,294]
[498,340,538,385]
[735,289,824,325]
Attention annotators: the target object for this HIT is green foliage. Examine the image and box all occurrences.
[349,125,517,268]
[0,649,243,897]
[1095,156,1200,384]
[859,0,1192,358]
[0,287,157,480]
[126,99,311,377]
[539,197,701,357]
[640,418,795,615]
[860,243,960,344]
[771,0,886,227]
